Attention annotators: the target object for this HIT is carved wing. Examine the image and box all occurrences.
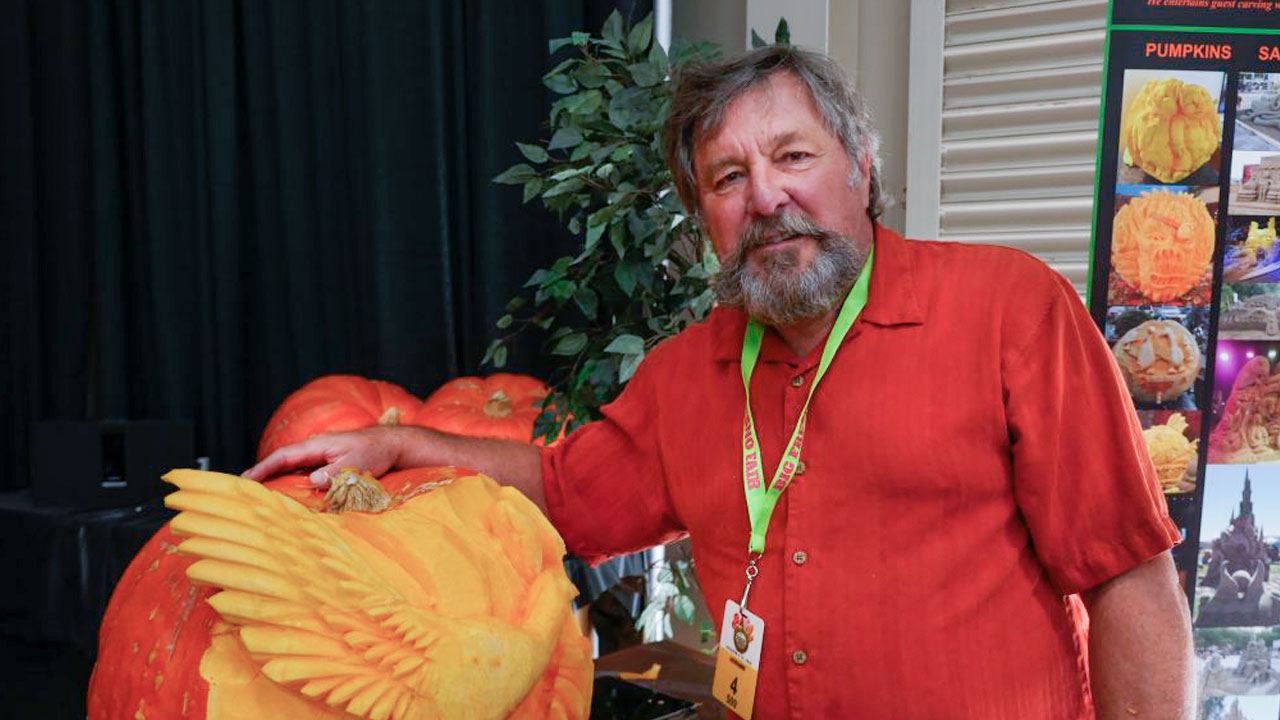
[164,469,575,720]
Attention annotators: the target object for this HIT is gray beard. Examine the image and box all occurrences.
[711,211,867,327]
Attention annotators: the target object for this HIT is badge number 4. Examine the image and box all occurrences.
[712,600,763,719]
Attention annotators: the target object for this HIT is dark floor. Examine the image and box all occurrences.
[0,635,91,719]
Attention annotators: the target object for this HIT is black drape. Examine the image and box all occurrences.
[1,0,650,490]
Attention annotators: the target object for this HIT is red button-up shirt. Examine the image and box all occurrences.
[542,225,1179,719]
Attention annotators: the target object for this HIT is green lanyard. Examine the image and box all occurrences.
[739,244,874,556]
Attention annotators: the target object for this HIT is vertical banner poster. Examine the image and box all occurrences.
[1089,4,1280,718]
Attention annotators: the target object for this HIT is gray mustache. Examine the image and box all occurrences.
[740,212,835,250]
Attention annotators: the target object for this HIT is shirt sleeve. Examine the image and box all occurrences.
[540,345,686,564]
[1003,268,1181,595]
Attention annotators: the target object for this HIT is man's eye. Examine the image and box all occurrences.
[782,151,809,162]
[715,171,742,189]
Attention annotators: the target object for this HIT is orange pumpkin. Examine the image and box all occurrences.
[410,374,558,444]
[257,375,423,460]
[87,467,593,719]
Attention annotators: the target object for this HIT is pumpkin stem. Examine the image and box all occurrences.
[324,469,392,513]
[378,407,402,425]
[483,390,514,418]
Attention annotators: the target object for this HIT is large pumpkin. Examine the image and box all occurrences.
[410,374,558,445]
[87,467,592,719]
[257,375,423,460]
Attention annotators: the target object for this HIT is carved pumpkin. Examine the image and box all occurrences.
[1111,190,1215,302]
[257,375,423,460]
[411,374,557,445]
[1121,77,1221,183]
[1141,413,1199,494]
[1111,319,1201,404]
[87,467,592,720]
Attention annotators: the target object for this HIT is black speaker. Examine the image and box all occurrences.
[29,420,195,508]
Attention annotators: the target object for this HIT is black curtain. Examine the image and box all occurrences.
[0,0,651,490]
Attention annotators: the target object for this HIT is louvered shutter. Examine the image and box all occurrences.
[908,0,1107,293]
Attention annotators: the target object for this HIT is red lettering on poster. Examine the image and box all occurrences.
[1143,42,1233,60]
[1261,45,1280,62]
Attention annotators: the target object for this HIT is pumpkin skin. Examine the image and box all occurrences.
[410,374,558,445]
[257,375,423,460]
[87,467,593,720]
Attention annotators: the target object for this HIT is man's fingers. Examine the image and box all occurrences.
[310,464,340,488]
[242,440,327,481]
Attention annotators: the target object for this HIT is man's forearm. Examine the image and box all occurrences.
[1082,552,1194,719]
[392,426,548,513]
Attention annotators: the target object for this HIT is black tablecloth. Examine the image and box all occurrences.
[0,490,171,655]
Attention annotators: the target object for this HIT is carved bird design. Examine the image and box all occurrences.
[162,468,590,720]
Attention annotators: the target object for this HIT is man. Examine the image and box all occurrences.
[247,46,1194,719]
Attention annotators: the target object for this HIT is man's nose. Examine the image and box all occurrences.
[747,168,789,217]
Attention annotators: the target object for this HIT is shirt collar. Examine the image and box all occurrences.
[709,223,926,362]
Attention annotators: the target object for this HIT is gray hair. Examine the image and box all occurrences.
[663,45,884,221]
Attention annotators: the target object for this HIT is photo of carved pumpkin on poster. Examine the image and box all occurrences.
[1104,305,1209,411]
[1108,185,1218,306]
[1117,69,1225,187]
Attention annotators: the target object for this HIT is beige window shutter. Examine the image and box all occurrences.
[908,0,1107,295]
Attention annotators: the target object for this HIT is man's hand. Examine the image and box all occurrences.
[1081,552,1194,719]
[242,426,412,487]
[242,424,549,514]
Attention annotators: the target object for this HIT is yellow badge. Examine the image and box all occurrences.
[712,600,763,719]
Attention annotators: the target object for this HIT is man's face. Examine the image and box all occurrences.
[693,72,873,326]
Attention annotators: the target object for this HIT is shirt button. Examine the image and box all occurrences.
[792,550,808,565]
[792,649,808,665]
[790,375,805,388]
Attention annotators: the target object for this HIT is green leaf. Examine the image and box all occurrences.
[496,313,513,329]
[614,259,637,296]
[648,41,668,76]
[547,126,583,150]
[569,143,592,161]
[492,344,508,368]
[548,166,587,182]
[775,17,791,45]
[574,287,599,319]
[619,352,644,383]
[565,89,603,115]
[601,10,624,43]
[481,338,502,365]
[604,334,644,355]
[547,279,576,301]
[572,31,591,46]
[585,222,607,252]
[610,144,636,162]
[674,593,696,625]
[494,163,536,184]
[627,13,654,55]
[627,63,662,88]
[608,87,652,130]
[542,176,585,198]
[504,296,525,312]
[543,73,577,94]
[609,220,627,257]
[594,162,615,178]
[553,332,588,356]
[750,29,767,49]
[548,37,574,54]
[524,268,550,288]
[522,178,543,203]
[516,142,548,164]
[574,61,607,89]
